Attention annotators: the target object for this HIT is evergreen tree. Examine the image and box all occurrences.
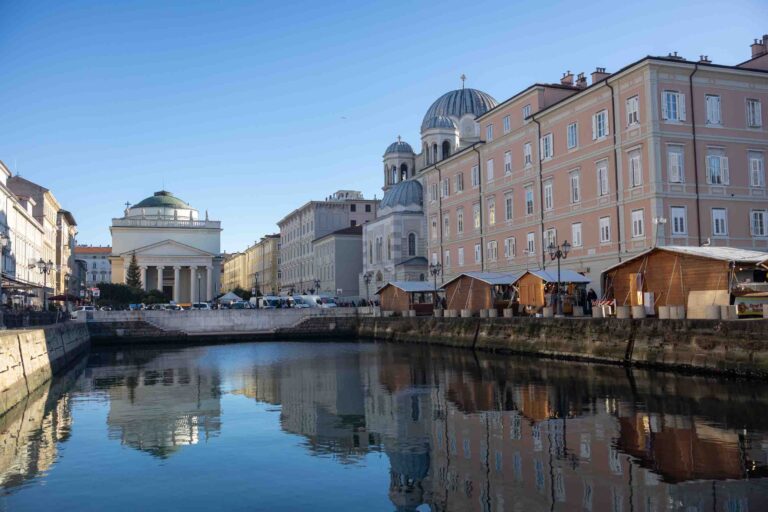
[126,252,142,289]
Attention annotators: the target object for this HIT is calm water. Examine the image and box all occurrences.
[1,342,768,511]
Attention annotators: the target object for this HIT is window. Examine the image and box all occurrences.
[749,151,765,187]
[455,172,464,192]
[458,247,464,266]
[486,124,494,141]
[526,232,535,255]
[712,208,728,236]
[473,203,481,230]
[540,133,553,160]
[431,252,438,265]
[457,208,464,234]
[365,204,371,212]
[592,110,608,140]
[430,215,438,239]
[667,145,684,183]
[751,210,767,237]
[706,149,729,185]
[747,99,763,128]
[486,159,494,181]
[567,122,578,149]
[444,249,451,268]
[671,206,687,235]
[504,193,513,221]
[522,104,531,119]
[629,149,643,187]
[599,217,611,243]
[408,233,417,256]
[487,197,496,225]
[474,243,481,263]
[524,143,533,167]
[597,160,609,196]
[443,214,450,237]
[441,178,450,197]
[350,204,356,212]
[570,170,581,203]
[631,209,644,238]
[571,223,582,247]
[504,151,512,174]
[544,228,556,250]
[471,165,480,187]
[525,186,534,215]
[662,90,686,121]
[705,95,721,125]
[429,183,438,201]
[503,115,511,134]
[504,237,516,259]
[487,241,498,261]
[626,96,639,126]
[543,181,553,211]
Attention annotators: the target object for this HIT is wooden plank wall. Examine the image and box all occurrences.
[445,277,492,311]
[517,274,545,308]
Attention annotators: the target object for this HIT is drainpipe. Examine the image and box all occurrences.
[531,116,546,269]
[436,163,444,272]
[606,80,623,261]
[471,145,485,271]
[688,62,703,246]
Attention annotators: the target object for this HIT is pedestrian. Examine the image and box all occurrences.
[586,288,598,315]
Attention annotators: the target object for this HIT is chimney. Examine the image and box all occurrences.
[590,67,610,84]
[751,36,768,59]
[575,72,587,89]
[667,51,685,61]
[698,55,711,64]
[560,70,574,86]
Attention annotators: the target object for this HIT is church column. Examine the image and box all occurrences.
[190,265,198,303]
[157,266,164,292]
[206,265,213,302]
[140,266,147,291]
[173,266,181,303]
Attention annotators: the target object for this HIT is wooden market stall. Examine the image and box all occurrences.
[600,246,768,317]
[513,269,591,315]
[442,272,521,313]
[376,281,441,315]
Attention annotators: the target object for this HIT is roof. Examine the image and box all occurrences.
[132,190,192,210]
[443,271,523,288]
[396,256,428,267]
[522,269,591,284]
[384,140,414,155]
[58,209,77,226]
[422,115,457,130]
[381,180,423,210]
[313,225,363,242]
[376,281,441,294]
[75,246,112,254]
[602,246,768,274]
[421,88,498,132]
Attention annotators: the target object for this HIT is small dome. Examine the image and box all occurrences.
[384,140,414,156]
[422,115,457,130]
[421,88,498,132]
[381,180,422,209]
[132,190,191,210]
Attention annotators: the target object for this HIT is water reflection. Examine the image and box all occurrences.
[3,342,768,511]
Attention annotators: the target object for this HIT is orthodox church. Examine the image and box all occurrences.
[361,83,498,291]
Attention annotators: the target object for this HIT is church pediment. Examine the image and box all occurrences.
[122,239,215,257]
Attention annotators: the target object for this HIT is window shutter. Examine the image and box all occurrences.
[661,94,668,120]
[591,115,597,140]
[721,156,730,184]
[604,112,609,136]
[705,156,713,184]
[679,93,686,121]
[757,101,763,127]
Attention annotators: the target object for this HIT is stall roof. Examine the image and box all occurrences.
[443,271,523,288]
[602,246,768,274]
[519,269,591,284]
[376,281,441,295]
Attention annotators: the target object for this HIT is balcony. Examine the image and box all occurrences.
[111,217,221,229]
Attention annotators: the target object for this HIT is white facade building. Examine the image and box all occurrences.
[74,246,112,285]
[110,190,222,303]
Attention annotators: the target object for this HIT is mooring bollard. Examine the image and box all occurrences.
[503,309,514,318]
[461,309,473,318]
[616,306,631,319]
[631,306,646,319]
[542,307,554,318]
[487,309,498,318]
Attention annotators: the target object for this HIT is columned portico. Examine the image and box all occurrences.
[206,266,213,301]
[189,265,198,304]
[157,266,164,291]
[140,267,147,291]
[173,266,181,303]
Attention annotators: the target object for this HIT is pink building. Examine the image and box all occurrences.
[422,36,768,295]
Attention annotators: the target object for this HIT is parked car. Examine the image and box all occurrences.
[191,302,212,310]
[292,296,312,308]
[229,301,251,309]
[71,305,96,319]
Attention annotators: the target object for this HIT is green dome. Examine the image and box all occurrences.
[132,191,192,209]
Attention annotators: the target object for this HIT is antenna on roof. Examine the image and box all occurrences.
[397,135,401,142]
[460,74,466,89]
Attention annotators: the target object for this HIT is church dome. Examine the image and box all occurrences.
[381,180,422,210]
[132,190,191,210]
[422,115,457,130]
[421,88,498,132]
[384,140,414,156]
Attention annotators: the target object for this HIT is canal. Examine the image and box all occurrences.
[2,341,768,511]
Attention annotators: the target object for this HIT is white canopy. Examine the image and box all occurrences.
[218,291,242,302]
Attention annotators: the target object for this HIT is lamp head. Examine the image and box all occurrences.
[562,240,571,257]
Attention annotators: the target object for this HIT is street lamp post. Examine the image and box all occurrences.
[253,272,260,309]
[196,270,202,305]
[363,271,374,304]
[36,259,55,311]
[429,262,442,308]
[652,217,667,248]
[547,240,571,317]
[312,278,320,295]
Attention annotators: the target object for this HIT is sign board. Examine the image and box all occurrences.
[92,288,101,298]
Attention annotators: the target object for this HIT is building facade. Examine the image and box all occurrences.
[74,246,113,286]
[278,190,378,294]
[220,234,281,295]
[110,190,222,303]
[313,225,362,301]
[418,39,768,296]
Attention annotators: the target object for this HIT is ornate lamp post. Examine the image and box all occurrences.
[547,240,571,317]
[363,271,374,304]
[312,278,320,295]
[429,262,442,307]
[36,259,55,311]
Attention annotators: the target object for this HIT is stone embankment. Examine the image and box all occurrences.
[0,323,90,416]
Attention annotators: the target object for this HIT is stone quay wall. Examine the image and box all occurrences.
[0,323,90,416]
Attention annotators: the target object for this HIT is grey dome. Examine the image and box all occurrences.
[381,180,422,209]
[384,140,414,155]
[421,88,498,132]
[422,115,457,130]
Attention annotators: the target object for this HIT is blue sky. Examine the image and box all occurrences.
[0,0,765,252]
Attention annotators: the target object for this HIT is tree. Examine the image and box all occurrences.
[125,253,142,289]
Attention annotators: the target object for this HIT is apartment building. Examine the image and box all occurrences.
[422,36,768,295]
[74,245,112,286]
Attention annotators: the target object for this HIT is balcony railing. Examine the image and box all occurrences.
[112,218,221,229]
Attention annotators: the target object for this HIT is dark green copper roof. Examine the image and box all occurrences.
[132,191,191,209]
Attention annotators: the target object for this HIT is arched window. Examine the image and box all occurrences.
[432,144,438,163]
[442,140,451,158]
[424,144,430,165]
[400,163,408,181]
[368,241,373,264]
[391,166,398,184]
[387,235,392,260]
[407,232,417,256]
[376,271,383,283]
[419,273,425,281]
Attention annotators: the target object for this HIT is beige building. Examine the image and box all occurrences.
[313,225,362,300]
[221,234,280,295]
[220,252,244,293]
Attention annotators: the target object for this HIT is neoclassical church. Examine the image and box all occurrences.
[110,190,222,303]
[361,85,498,290]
